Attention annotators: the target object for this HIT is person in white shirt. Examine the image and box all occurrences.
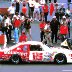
[43,21,52,46]
[40,0,45,5]
[28,0,35,18]
[8,3,16,19]
[5,15,13,43]
[33,1,41,21]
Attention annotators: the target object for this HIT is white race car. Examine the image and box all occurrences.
[0,41,72,64]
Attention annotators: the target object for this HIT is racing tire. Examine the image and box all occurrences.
[54,53,67,64]
[10,54,22,64]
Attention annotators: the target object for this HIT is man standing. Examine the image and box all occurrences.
[59,4,65,20]
[39,20,46,42]
[44,21,52,45]
[15,0,20,13]
[43,3,48,22]
[28,0,35,18]
[50,16,60,44]
[8,3,15,19]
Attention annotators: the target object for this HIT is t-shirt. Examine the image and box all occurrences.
[39,23,45,29]
[43,5,48,13]
[14,19,21,28]
[19,34,27,42]
[28,0,35,7]
[34,2,41,8]
[8,6,15,14]
[22,6,27,14]
[60,25,68,35]
[40,0,45,4]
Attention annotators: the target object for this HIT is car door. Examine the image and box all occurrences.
[29,45,44,62]
[23,44,30,61]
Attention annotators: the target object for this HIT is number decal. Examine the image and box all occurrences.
[32,52,43,61]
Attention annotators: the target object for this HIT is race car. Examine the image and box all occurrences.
[0,41,72,64]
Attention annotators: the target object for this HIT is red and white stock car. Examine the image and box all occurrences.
[0,41,72,64]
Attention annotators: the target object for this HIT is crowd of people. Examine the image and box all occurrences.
[0,0,72,47]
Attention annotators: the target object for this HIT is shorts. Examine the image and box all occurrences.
[34,8,40,14]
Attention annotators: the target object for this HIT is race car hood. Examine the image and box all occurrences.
[50,46,71,53]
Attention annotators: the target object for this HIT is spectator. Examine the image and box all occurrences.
[43,21,52,46]
[20,12,25,33]
[24,18,32,41]
[39,20,46,42]
[59,4,65,20]
[28,0,35,18]
[1,15,7,34]
[39,0,45,21]
[55,3,60,21]
[33,0,41,21]
[15,0,20,13]
[8,3,15,19]
[19,31,27,42]
[43,3,48,22]
[22,3,27,17]
[66,14,71,38]
[0,14,3,24]
[13,14,21,29]
[5,14,12,41]
[14,27,19,43]
[59,16,68,42]
[50,16,60,44]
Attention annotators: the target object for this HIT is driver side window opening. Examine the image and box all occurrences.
[30,45,43,51]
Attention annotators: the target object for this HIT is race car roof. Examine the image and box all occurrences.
[23,41,43,45]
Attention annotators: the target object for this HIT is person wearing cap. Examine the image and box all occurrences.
[19,31,27,42]
[50,16,60,44]
[60,16,66,25]
[59,4,65,20]
[59,16,68,41]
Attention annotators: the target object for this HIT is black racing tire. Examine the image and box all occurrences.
[10,54,21,64]
[54,53,67,64]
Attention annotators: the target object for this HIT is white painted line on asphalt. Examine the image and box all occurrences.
[62,70,72,71]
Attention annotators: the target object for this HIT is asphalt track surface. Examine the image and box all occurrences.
[0,0,72,72]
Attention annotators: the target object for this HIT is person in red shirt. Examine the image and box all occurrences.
[39,20,46,42]
[22,4,27,17]
[19,31,27,42]
[13,18,21,28]
[43,3,48,22]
